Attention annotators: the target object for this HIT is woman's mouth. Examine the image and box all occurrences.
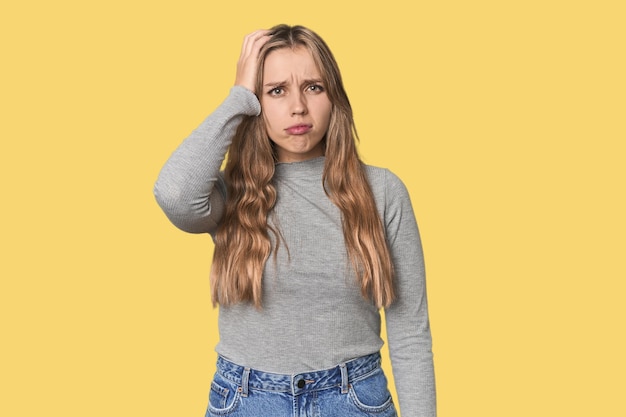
[285,124,312,135]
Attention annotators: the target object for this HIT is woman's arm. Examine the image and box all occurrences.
[383,170,437,417]
[154,30,270,234]
[153,86,260,234]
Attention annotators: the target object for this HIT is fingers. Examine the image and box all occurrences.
[235,30,272,93]
[239,30,270,60]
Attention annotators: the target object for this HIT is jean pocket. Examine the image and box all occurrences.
[348,368,395,414]
[206,373,241,416]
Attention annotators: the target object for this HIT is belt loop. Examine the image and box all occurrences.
[339,363,349,394]
[241,367,250,397]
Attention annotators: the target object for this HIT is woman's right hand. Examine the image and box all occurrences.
[234,29,271,93]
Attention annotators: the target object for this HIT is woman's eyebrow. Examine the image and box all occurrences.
[301,78,323,85]
[263,80,288,87]
[263,78,323,88]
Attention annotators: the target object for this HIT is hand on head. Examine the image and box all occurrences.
[235,30,271,93]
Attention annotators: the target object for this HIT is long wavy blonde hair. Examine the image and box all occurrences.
[211,25,395,308]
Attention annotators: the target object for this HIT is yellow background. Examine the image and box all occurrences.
[1,1,624,416]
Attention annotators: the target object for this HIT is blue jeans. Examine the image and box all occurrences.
[205,352,398,417]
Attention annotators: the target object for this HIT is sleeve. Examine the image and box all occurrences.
[153,86,261,234]
[383,170,437,417]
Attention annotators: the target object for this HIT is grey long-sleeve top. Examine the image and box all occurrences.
[154,86,436,416]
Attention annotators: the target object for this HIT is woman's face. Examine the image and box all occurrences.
[260,46,332,163]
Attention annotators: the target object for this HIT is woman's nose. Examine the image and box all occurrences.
[290,92,308,115]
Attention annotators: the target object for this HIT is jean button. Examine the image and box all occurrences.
[297,379,305,389]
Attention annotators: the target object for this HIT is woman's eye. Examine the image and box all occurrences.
[269,87,284,96]
[308,84,324,93]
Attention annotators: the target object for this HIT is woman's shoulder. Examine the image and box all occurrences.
[362,164,418,236]
[363,163,407,193]
[362,163,413,216]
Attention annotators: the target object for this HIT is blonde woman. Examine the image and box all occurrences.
[155,25,436,417]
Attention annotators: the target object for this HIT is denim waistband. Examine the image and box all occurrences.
[216,352,382,396]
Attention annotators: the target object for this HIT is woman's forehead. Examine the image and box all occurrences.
[263,47,322,82]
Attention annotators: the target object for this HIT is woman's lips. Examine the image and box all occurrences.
[285,124,312,135]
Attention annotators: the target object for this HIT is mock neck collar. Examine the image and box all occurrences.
[274,156,325,178]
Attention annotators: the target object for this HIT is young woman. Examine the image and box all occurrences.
[155,25,436,417]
